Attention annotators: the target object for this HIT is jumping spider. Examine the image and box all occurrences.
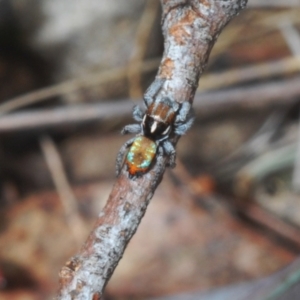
[116,78,194,177]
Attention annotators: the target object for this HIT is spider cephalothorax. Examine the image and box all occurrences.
[142,97,178,141]
[116,78,194,177]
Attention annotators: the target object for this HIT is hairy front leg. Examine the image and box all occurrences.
[174,116,194,136]
[175,102,192,124]
[144,78,166,107]
[162,140,176,168]
[132,105,144,122]
[121,124,141,135]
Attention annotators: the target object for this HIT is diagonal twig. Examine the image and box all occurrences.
[40,135,86,246]
[127,0,160,99]
[0,58,161,116]
[0,74,299,133]
[56,1,248,299]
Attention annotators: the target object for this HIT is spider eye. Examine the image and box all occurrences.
[151,122,168,134]
[142,115,147,126]
[161,125,171,136]
[143,115,152,136]
[143,115,170,140]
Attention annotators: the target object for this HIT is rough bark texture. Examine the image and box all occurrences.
[56,1,248,299]
[158,0,247,104]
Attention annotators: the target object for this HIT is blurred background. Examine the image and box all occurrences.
[0,0,300,299]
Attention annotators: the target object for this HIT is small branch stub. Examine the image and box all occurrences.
[56,1,248,299]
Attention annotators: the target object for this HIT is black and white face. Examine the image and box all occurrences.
[142,97,178,141]
[142,114,171,141]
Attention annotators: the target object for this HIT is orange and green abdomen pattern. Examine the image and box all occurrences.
[126,136,157,176]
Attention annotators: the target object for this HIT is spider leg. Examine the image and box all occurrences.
[156,146,164,167]
[162,140,176,168]
[151,146,165,189]
[170,98,180,112]
[175,102,192,123]
[121,124,141,135]
[116,137,136,176]
[174,116,195,136]
[144,78,166,107]
[132,105,144,122]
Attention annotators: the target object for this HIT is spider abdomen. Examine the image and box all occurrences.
[126,136,157,176]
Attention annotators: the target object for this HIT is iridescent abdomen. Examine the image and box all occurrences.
[126,136,157,176]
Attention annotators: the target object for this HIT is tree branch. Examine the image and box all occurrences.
[56,1,248,299]
[158,0,247,104]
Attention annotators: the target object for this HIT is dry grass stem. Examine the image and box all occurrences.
[127,0,160,99]
[40,135,86,246]
[0,58,160,115]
